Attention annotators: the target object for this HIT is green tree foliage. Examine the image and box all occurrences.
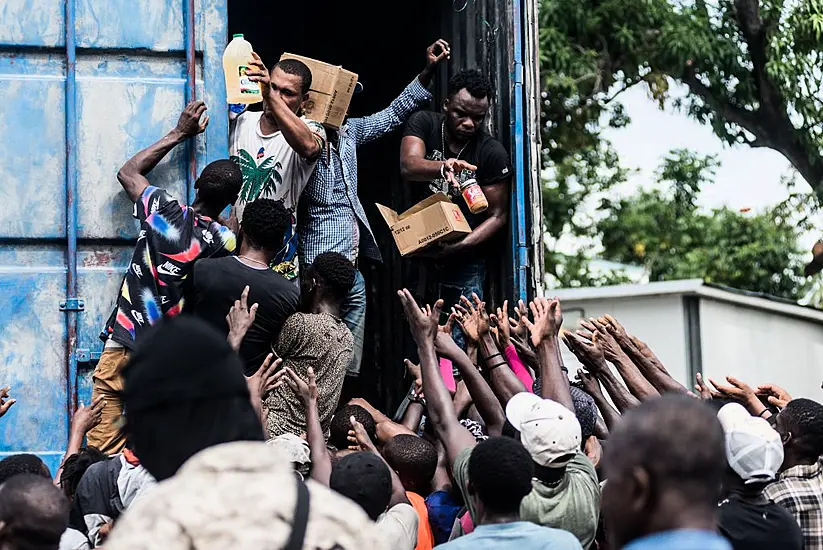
[540,0,823,197]
[597,150,815,300]
[539,0,823,297]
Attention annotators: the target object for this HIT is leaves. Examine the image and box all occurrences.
[231,151,283,203]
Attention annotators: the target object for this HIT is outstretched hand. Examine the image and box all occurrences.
[523,297,562,347]
[398,289,442,347]
[71,396,105,436]
[0,386,16,419]
[562,330,608,372]
[710,375,764,414]
[274,366,317,406]
[246,353,282,399]
[348,416,379,453]
[757,383,792,409]
[175,100,209,137]
[227,286,259,351]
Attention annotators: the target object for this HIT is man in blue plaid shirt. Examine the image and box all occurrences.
[298,39,452,377]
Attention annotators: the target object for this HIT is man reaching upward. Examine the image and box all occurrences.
[89,101,241,455]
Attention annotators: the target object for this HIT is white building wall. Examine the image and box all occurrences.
[699,299,823,403]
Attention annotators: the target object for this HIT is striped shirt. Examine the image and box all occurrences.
[297,78,433,266]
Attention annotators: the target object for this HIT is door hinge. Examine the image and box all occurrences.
[75,349,102,365]
[59,298,85,311]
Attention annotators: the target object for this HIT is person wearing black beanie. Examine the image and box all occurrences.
[120,316,264,482]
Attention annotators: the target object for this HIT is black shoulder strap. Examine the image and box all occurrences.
[284,477,311,550]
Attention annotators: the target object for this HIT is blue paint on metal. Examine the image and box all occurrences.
[184,0,197,205]
[510,0,530,302]
[0,0,229,468]
[65,0,80,425]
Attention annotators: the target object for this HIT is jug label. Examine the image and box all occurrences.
[238,66,259,95]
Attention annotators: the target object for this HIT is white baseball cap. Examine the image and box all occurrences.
[505,392,582,468]
[717,403,784,484]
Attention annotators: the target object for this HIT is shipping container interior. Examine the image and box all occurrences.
[228,0,516,411]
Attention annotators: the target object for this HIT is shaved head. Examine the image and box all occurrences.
[0,474,69,550]
[602,395,726,547]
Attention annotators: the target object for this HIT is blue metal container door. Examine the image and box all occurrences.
[0,0,228,473]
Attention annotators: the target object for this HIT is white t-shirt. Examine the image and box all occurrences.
[229,111,326,280]
[229,111,326,220]
[376,503,419,550]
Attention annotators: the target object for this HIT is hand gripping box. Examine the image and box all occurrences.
[280,53,358,129]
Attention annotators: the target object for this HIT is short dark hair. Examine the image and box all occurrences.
[196,159,242,210]
[59,447,107,501]
[468,437,533,515]
[383,435,437,493]
[274,59,312,95]
[782,398,823,459]
[241,199,290,251]
[310,252,356,302]
[330,452,391,520]
[0,474,69,549]
[605,395,725,505]
[0,454,50,486]
[330,405,376,451]
[447,69,494,101]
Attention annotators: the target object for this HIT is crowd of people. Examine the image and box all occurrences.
[2,37,823,550]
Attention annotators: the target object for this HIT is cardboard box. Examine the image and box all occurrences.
[376,193,472,256]
[280,53,358,129]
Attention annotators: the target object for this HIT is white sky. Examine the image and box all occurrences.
[601,84,819,249]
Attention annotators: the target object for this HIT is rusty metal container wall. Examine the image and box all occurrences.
[0,0,228,473]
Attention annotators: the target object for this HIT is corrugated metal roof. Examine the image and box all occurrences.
[550,279,823,324]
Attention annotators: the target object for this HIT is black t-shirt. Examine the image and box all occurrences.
[403,111,511,230]
[718,493,804,550]
[191,256,300,375]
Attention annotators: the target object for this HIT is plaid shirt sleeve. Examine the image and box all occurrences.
[345,77,433,146]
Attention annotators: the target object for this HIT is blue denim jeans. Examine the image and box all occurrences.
[340,270,366,376]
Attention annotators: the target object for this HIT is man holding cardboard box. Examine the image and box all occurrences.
[399,69,511,348]
[231,53,327,281]
[297,39,451,378]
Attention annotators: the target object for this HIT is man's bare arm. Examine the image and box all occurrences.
[117,100,207,203]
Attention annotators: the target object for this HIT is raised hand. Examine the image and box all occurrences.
[279,366,317,406]
[425,39,451,69]
[576,369,603,398]
[757,383,792,409]
[523,297,562,348]
[562,329,608,372]
[246,52,272,97]
[247,353,282,398]
[227,286,258,351]
[694,372,714,401]
[398,289,441,347]
[492,300,512,350]
[710,375,764,414]
[72,396,105,435]
[348,416,379,453]
[175,100,209,137]
[0,386,16,419]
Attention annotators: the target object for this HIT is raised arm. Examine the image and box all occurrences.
[247,53,321,160]
[54,397,104,485]
[397,289,476,467]
[277,366,331,485]
[563,331,640,413]
[600,316,686,394]
[456,295,526,406]
[435,331,506,437]
[576,369,621,431]
[579,320,659,400]
[524,298,575,412]
[117,100,207,203]
[347,40,448,146]
[349,418,409,508]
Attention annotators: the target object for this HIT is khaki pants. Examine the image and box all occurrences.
[86,347,130,455]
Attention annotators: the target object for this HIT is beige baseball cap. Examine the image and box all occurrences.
[506,392,582,468]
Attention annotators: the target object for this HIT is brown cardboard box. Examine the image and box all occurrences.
[376,193,472,256]
[280,53,358,129]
